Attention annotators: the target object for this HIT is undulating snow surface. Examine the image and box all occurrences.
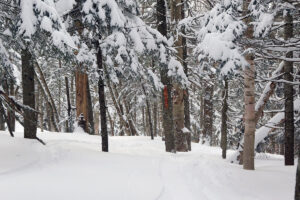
[0,125,296,200]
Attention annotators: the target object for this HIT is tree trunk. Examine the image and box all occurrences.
[96,45,108,152]
[65,77,72,132]
[283,6,294,166]
[75,70,94,134]
[203,81,214,145]
[34,71,59,132]
[143,85,154,140]
[7,82,15,131]
[35,62,60,131]
[295,146,300,200]
[171,0,188,152]
[221,78,228,159]
[22,48,37,139]
[182,0,191,151]
[93,85,100,135]
[157,0,175,152]
[242,0,255,170]
[153,102,158,137]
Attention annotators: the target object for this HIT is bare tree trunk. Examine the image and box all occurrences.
[157,0,175,152]
[295,145,300,200]
[221,78,228,159]
[143,85,154,140]
[242,0,255,170]
[153,102,158,137]
[22,48,37,139]
[106,76,131,136]
[7,81,15,131]
[107,110,114,136]
[0,107,5,130]
[35,62,60,131]
[75,70,94,134]
[171,0,188,152]
[182,0,191,151]
[65,77,72,132]
[203,81,214,144]
[283,6,294,166]
[58,59,62,118]
[93,85,100,135]
[96,45,108,152]
[34,71,59,132]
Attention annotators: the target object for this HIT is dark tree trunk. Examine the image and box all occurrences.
[7,82,15,131]
[0,100,14,137]
[221,78,228,159]
[295,146,300,200]
[203,81,214,145]
[22,48,37,139]
[87,78,95,135]
[143,85,154,140]
[182,0,191,151]
[157,0,175,152]
[65,77,72,132]
[283,7,294,166]
[153,102,158,137]
[96,44,108,152]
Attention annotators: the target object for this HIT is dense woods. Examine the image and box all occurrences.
[0,0,300,199]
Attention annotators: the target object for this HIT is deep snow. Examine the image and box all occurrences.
[0,125,296,200]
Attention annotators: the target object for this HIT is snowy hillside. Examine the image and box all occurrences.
[0,127,296,200]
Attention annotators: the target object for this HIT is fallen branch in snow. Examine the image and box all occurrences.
[35,136,46,145]
[0,100,14,137]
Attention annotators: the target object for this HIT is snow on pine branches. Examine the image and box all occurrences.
[82,0,188,88]
[193,0,247,75]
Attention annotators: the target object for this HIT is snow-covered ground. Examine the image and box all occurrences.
[0,125,296,200]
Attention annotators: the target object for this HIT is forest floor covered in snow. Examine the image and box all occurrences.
[0,125,296,200]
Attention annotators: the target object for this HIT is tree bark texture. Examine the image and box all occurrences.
[283,7,294,166]
[157,0,175,152]
[242,0,255,170]
[75,70,94,134]
[171,0,188,152]
[97,46,108,152]
[221,78,228,159]
[22,48,37,139]
[203,82,214,145]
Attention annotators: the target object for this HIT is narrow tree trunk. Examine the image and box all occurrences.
[221,78,228,159]
[283,6,294,166]
[203,81,214,144]
[7,82,15,131]
[58,59,62,118]
[96,45,108,152]
[22,48,37,139]
[157,0,175,152]
[182,0,191,151]
[295,145,300,200]
[87,78,95,134]
[93,86,100,135]
[65,77,72,132]
[34,71,59,132]
[153,102,158,137]
[107,80,130,136]
[143,85,154,140]
[39,85,44,132]
[35,62,60,131]
[0,107,5,130]
[107,110,114,136]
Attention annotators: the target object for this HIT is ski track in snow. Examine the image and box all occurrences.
[0,128,296,200]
